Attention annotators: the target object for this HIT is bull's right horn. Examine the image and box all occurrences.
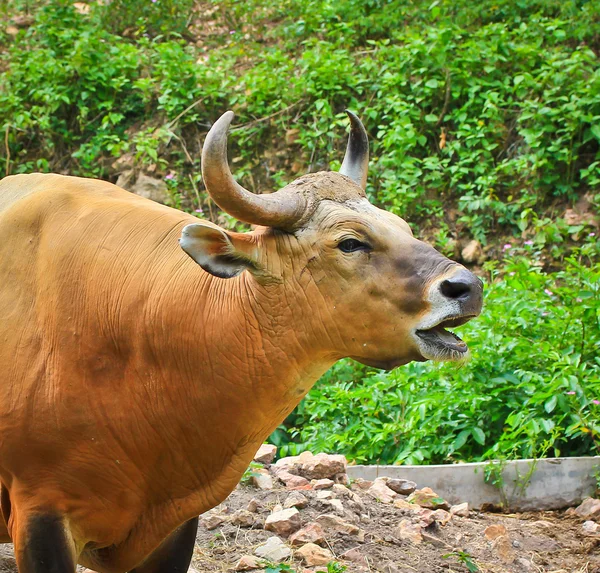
[201,111,306,229]
[339,110,369,190]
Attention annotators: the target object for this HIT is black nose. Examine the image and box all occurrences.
[439,269,483,310]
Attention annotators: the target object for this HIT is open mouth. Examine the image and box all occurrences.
[415,315,476,359]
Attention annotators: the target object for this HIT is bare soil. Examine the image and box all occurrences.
[2,479,596,573]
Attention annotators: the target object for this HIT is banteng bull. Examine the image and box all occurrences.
[0,111,482,573]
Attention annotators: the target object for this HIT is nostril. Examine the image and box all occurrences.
[440,279,471,300]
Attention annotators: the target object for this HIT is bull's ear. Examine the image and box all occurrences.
[179,222,259,279]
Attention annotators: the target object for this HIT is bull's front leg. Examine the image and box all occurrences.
[128,517,198,573]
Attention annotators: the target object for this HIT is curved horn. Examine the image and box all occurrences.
[339,110,369,189]
[201,111,306,229]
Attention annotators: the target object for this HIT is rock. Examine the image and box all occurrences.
[450,502,469,517]
[393,498,419,511]
[574,497,600,520]
[312,478,334,490]
[72,2,91,15]
[247,498,261,513]
[251,468,274,490]
[462,239,483,263]
[254,536,292,561]
[394,519,422,544]
[332,484,351,496]
[514,557,532,571]
[275,469,310,489]
[230,509,255,528]
[315,490,333,500]
[295,543,334,566]
[432,509,452,526]
[414,508,435,527]
[316,514,359,535]
[126,173,170,205]
[333,472,350,485]
[351,478,373,491]
[484,524,508,541]
[234,555,264,571]
[367,478,397,504]
[583,520,600,534]
[386,478,417,495]
[493,535,515,564]
[300,453,347,480]
[327,498,345,515]
[407,487,449,510]
[265,508,302,537]
[289,523,326,547]
[284,492,309,509]
[254,444,277,464]
[341,548,368,567]
[202,514,226,530]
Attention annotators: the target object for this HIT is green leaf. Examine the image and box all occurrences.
[544,395,557,414]
[472,427,486,445]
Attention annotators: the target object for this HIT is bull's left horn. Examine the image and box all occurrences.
[339,110,369,190]
[202,111,306,229]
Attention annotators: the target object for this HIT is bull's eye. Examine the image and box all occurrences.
[338,238,370,253]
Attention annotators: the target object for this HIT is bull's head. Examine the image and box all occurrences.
[180,111,483,369]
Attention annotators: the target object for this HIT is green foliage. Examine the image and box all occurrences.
[443,551,480,573]
[271,238,600,464]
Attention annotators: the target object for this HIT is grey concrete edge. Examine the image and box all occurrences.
[347,456,600,511]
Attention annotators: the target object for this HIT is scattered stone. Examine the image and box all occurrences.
[276,469,310,489]
[300,453,348,480]
[247,498,261,513]
[230,509,255,528]
[315,490,333,500]
[462,239,484,264]
[265,508,302,537]
[289,522,326,547]
[394,519,423,544]
[450,502,469,518]
[312,478,334,490]
[284,492,309,509]
[341,548,369,567]
[295,543,334,566]
[407,487,449,510]
[72,2,91,15]
[432,509,452,526]
[393,498,419,511]
[574,497,600,520]
[332,484,351,496]
[254,444,278,464]
[126,173,170,205]
[386,478,417,495]
[251,469,274,490]
[351,478,373,491]
[235,555,264,571]
[367,478,397,504]
[327,499,345,515]
[583,520,600,534]
[333,472,350,485]
[316,514,359,535]
[493,535,515,564]
[414,508,435,527]
[484,524,508,541]
[202,514,226,530]
[514,557,532,571]
[254,536,292,562]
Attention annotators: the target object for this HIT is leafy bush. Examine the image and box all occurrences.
[271,239,600,464]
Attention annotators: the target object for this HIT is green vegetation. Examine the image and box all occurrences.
[0,0,598,464]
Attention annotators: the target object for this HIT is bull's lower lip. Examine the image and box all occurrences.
[415,315,476,359]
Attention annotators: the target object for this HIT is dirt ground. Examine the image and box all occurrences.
[1,479,597,573]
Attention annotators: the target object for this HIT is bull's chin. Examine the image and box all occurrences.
[351,352,426,372]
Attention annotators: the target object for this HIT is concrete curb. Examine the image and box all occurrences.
[347,457,600,511]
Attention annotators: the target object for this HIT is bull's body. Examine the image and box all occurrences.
[0,112,483,573]
[0,174,321,571]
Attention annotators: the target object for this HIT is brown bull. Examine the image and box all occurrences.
[0,111,482,573]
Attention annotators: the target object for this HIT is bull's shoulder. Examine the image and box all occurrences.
[0,173,134,212]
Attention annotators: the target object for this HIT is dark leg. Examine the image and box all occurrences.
[129,517,198,573]
[14,513,76,573]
